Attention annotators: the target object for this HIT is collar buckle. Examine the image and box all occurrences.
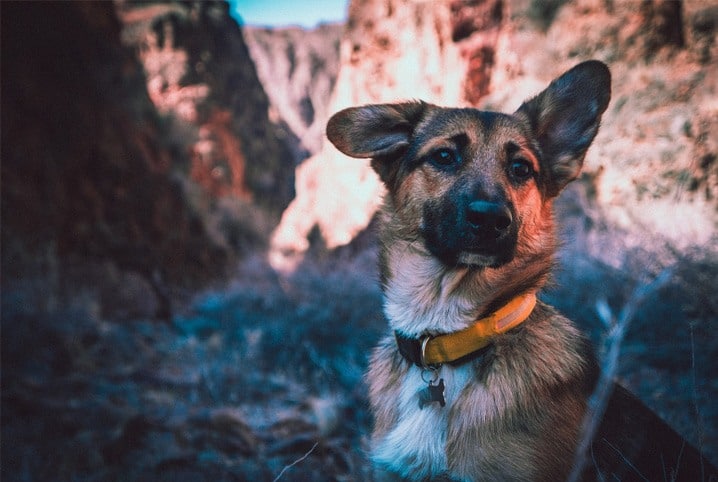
[420,335,440,370]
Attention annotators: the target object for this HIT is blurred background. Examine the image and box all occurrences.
[2,0,716,480]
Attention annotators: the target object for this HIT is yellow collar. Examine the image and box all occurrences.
[396,292,537,367]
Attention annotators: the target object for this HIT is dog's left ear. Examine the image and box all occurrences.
[326,101,428,184]
[516,60,611,197]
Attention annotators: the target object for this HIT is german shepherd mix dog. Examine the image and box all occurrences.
[327,61,717,481]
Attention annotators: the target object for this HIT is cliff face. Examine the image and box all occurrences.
[2,2,224,310]
[269,0,717,273]
[243,23,343,164]
[1,1,294,318]
[116,1,295,214]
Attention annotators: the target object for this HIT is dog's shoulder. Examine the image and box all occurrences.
[493,301,598,392]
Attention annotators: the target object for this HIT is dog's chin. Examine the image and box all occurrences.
[456,251,513,269]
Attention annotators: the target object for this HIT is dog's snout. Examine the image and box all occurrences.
[467,201,513,236]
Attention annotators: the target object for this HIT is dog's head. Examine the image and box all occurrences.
[326,61,610,268]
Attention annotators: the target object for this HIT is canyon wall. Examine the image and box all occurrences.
[268,0,717,272]
[481,0,718,270]
[116,0,295,214]
[243,23,343,164]
[1,1,294,318]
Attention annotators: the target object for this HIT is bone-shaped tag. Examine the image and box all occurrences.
[418,378,445,409]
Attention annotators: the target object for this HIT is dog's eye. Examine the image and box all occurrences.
[509,159,533,181]
[429,148,459,169]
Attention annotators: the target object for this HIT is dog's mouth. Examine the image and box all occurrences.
[456,247,514,268]
[421,200,518,268]
[431,240,516,268]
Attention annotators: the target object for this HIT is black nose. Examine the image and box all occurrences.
[466,201,513,237]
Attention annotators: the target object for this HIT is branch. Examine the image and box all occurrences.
[567,269,674,482]
[273,441,319,482]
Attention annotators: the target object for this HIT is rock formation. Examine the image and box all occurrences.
[1,1,295,318]
[2,2,217,315]
[116,0,295,214]
[243,23,344,164]
[482,0,718,270]
[269,0,717,275]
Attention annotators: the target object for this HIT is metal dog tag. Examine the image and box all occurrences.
[419,378,446,408]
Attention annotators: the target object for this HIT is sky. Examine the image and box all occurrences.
[228,0,349,28]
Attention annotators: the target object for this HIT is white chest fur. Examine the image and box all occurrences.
[373,246,512,479]
[372,363,474,479]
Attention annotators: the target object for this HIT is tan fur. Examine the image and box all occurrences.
[327,61,611,481]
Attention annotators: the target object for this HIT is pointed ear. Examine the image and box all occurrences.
[516,60,611,197]
[326,101,428,184]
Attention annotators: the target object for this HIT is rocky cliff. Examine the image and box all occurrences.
[243,23,343,164]
[269,0,717,274]
[2,2,217,318]
[1,1,295,319]
[481,0,717,271]
[116,0,295,213]
[269,1,465,268]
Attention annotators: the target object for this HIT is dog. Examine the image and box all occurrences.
[327,61,717,481]
[326,60,611,481]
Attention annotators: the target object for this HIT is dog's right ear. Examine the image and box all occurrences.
[326,101,428,184]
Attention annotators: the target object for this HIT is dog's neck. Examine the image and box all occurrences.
[379,236,551,339]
